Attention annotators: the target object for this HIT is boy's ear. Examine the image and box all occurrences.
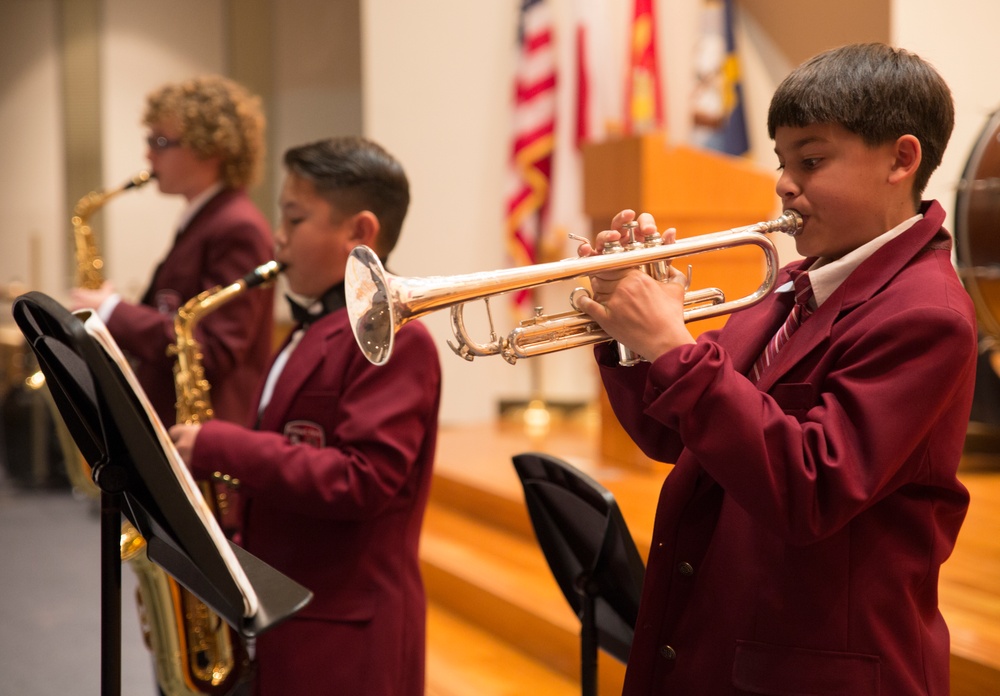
[348,210,380,249]
[889,134,921,183]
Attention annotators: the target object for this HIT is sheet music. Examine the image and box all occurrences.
[77,309,260,618]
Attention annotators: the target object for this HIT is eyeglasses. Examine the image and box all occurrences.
[146,135,182,151]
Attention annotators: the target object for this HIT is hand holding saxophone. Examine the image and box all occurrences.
[575,209,697,363]
[168,423,200,464]
[68,279,117,313]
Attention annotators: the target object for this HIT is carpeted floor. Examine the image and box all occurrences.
[0,471,156,694]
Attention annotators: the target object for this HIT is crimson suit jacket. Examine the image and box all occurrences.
[189,309,441,696]
[107,188,274,426]
[600,201,976,696]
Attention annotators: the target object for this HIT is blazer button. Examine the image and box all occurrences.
[659,644,677,660]
[677,562,694,576]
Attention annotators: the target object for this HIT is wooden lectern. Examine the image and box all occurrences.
[582,134,779,469]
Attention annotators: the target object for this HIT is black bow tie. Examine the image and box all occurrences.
[286,283,347,327]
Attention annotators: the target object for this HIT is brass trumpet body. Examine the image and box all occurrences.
[346,210,802,365]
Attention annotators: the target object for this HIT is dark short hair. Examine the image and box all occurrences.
[767,43,954,204]
[283,137,410,260]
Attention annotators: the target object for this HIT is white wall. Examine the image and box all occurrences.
[101,0,227,301]
[891,0,1000,230]
[0,0,63,298]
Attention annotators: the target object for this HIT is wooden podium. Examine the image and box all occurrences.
[581,134,779,469]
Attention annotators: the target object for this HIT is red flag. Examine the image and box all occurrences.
[624,0,664,134]
[505,0,558,304]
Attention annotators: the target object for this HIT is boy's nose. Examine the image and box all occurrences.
[775,170,799,199]
[274,224,288,243]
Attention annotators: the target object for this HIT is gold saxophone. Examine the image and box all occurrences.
[123,260,284,695]
[73,170,153,289]
[60,171,155,495]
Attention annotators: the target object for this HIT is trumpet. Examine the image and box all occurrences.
[346,210,802,366]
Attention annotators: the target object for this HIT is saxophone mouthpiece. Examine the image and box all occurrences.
[124,170,154,190]
[242,260,285,289]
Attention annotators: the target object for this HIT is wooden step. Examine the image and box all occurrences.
[422,499,627,695]
[430,421,667,558]
[426,602,580,696]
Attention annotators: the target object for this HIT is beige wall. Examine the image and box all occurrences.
[2,0,999,424]
[1,1,64,297]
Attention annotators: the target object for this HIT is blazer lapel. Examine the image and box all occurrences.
[719,261,808,377]
[256,312,346,430]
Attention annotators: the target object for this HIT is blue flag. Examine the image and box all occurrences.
[691,0,749,155]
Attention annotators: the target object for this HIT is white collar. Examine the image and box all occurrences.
[176,182,225,233]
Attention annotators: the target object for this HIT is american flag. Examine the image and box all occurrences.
[624,0,664,135]
[505,0,558,287]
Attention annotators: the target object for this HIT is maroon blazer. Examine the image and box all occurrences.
[189,309,441,696]
[600,201,976,696]
[107,188,274,426]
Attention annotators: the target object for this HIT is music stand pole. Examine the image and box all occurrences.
[95,458,127,696]
[100,489,121,696]
[579,586,597,696]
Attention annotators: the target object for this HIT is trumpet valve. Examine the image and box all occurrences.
[621,220,639,245]
[569,287,587,312]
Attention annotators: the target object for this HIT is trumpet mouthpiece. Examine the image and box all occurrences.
[777,209,803,236]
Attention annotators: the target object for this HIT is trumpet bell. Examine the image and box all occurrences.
[346,246,396,365]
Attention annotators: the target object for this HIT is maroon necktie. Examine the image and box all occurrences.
[750,270,813,383]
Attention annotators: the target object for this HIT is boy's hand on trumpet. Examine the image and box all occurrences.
[575,209,696,363]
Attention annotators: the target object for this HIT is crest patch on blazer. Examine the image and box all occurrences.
[154,289,183,315]
[284,420,325,448]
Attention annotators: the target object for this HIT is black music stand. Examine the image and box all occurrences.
[12,292,313,696]
[512,452,645,696]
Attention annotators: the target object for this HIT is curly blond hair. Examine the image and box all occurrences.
[143,75,265,189]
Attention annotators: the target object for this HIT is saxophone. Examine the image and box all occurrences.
[60,171,154,495]
[73,170,153,289]
[123,260,284,696]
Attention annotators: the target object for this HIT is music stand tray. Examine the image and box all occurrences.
[12,292,313,695]
[512,452,645,696]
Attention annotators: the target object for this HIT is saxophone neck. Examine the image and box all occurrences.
[176,259,285,334]
[73,170,153,220]
[72,171,153,289]
[171,260,284,425]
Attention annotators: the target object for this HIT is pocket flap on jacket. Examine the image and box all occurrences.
[733,639,880,695]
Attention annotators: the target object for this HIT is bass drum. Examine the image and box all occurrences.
[956,108,1000,344]
[956,108,1000,452]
